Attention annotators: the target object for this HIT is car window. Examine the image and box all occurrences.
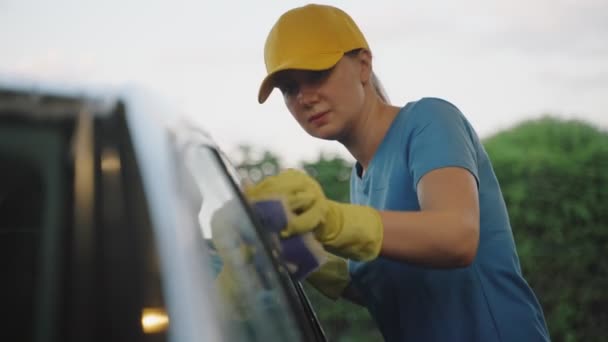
[0,108,173,342]
[0,122,71,342]
[181,144,305,341]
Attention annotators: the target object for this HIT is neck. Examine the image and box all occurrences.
[339,95,400,171]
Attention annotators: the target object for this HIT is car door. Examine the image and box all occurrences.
[0,89,170,342]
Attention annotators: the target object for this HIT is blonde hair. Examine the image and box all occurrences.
[371,72,390,103]
[345,49,390,104]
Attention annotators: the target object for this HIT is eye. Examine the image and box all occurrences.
[306,68,332,84]
[275,67,333,98]
[278,82,299,97]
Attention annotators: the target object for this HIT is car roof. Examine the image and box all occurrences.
[0,75,117,118]
[0,75,218,148]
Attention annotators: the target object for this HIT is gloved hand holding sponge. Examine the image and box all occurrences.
[211,168,384,306]
[210,194,345,311]
[250,197,355,301]
[244,169,385,300]
[245,169,384,262]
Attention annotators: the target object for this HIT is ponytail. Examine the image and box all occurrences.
[345,49,390,104]
[371,72,390,104]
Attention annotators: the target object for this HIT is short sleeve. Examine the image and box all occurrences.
[407,98,479,191]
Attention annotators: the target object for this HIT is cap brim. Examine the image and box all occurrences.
[257,52,344,104]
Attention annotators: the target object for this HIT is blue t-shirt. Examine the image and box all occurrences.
[349,98,550,342]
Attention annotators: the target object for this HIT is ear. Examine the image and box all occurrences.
[357,49,373,85]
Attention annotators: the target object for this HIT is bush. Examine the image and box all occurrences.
[483,117,608,342]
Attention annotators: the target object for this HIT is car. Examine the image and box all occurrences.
[0,79,327,342]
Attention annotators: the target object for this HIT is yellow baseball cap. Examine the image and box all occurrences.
[258,4,370,104]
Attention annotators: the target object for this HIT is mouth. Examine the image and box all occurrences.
[308,110,329,124]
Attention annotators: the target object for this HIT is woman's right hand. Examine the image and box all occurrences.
[244,169,384,262]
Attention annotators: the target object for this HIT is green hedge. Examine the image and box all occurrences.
[484,117,608,342]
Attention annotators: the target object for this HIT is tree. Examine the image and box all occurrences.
[483,117,608,342]
[234,144,282,182]
[301,153,352,202]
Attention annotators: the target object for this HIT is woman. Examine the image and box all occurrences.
[247,4,551,341]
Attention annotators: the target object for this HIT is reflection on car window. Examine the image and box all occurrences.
[218,150,247,189]
[183,145,302,342]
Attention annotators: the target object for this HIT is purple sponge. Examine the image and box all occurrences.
[251,200,325,280]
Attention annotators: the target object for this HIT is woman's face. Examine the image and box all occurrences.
[274,53,369,141]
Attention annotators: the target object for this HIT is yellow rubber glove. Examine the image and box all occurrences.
[305,251,350,300]
[245,181,327,235]
[245,169,384,261]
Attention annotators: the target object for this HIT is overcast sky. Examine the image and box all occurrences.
[1,0,607,166]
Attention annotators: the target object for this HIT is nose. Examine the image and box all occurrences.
[296,83,319,107]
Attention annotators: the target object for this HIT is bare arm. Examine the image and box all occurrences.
[379,167,480,268]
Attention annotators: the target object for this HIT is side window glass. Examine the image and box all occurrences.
[218,150,247,188]
[0,125,69,341]
[182,145,303,342]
